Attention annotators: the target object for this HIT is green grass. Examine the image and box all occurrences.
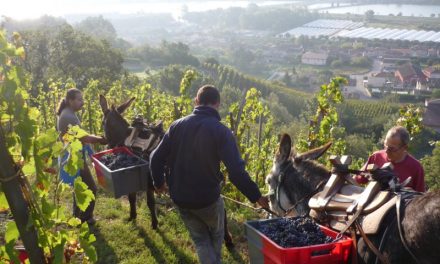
[91,190,263,264]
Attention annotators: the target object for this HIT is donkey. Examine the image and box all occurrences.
[266,134,440,264]
[98,95,236,248]
[99,95,163,229]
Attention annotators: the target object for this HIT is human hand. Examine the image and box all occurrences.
[256,195,270,209]
[99,136,108,145]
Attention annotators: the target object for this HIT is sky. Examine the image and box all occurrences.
[2,0,260,20]
[2,1,294,21]
[2,0,162,20]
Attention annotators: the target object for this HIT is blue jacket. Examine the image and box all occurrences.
[150,106,262,209]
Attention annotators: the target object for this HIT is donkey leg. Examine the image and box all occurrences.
[223,209,235,250]
[128,192,137,221]
[146,188,158,230]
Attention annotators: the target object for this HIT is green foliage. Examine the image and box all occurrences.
[0,30,96,263]
[397,104,423,140]
[297,77,347,157]
[183,6,318,32]
[365,9,375,22]
[5,222,20,264]
[226,88,277,189]
[175,69,197,119]
[18,23,123,90]
[351,56,372,68]
[62,125,88,176]
[432,88,440,98]
[74,178,95,212]
[338,100,400,140]
[128,41,200,68]
[75,16,117,43]
[422,141,440,191]
[202,62,309,119]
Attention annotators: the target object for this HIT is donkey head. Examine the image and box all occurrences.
[265,134,332,216]
[99,94,135,148]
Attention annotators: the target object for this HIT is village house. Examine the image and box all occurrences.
[341,78,360,99]
[394,62,428,90]
[301,51,328,66]
[367,71,395,88]
[423,67,440,89]
[423,99,440,133]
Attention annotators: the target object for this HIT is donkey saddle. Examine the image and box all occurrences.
[124,116,160,154]
[308,155,397,235]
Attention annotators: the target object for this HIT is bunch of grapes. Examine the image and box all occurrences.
[99,152,145,171]
[64,240,79,262]
[257,217,333,248]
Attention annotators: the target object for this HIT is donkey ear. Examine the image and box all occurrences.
[277,134,292,162]
[297,142,332,160]
[117,97,135,114]
[99,94,109,113]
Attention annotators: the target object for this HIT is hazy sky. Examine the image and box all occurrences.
[2,0,288,20]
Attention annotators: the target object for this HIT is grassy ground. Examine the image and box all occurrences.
[91,190,263,264]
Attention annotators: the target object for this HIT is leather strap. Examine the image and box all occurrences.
[356,221,389,264]
[284,179,327,216]
[337,206,363,235]
[396,194,421,264]
[350,228,358,264]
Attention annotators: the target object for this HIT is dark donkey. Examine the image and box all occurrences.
[98,95,235,248]
[266,134,440,264]
[99,95,163,228]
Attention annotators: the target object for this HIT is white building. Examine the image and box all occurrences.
[367,72,394,88]
[301,52,328,66]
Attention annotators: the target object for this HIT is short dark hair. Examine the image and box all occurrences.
[386,126,410,145]
[196,85,220,106]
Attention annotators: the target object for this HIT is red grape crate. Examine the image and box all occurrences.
[245,218,353,264]
[92,146,149,198]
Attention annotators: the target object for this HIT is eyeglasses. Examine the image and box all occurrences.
[384,144,405,153]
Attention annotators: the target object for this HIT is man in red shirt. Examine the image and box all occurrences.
[355,126,426,192]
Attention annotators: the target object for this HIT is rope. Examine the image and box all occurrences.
[221,195,280,217]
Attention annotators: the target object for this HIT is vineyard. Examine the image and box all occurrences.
[0,30,282,263]
[0,25,435,264]
[343,100,400,119]
[201,62,311,118]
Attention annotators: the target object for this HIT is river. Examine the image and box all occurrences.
[310,3,440,17]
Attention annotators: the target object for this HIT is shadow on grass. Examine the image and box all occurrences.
[224,216,247,264]
[156,229,194,263]
[90,225,119,264]
[135,225,170,264]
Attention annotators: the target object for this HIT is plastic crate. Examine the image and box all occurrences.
[245,218,353,264]
[91,146,149,198]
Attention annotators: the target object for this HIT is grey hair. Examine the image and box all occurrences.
[386,126,410,145]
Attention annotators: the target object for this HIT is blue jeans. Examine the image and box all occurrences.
[177,197,225,264]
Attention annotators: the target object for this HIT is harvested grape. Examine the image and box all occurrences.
[257,217,333,248]
[99,152,145,171]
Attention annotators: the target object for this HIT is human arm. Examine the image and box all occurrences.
[354,154,376,184]
[80,135,107,145]
[218,128,262,204]
[412,162,426,192]
[150,129,172,190]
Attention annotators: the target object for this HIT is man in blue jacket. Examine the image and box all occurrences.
[150,85,269,264]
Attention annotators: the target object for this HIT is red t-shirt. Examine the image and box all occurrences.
[356,150,426,192]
